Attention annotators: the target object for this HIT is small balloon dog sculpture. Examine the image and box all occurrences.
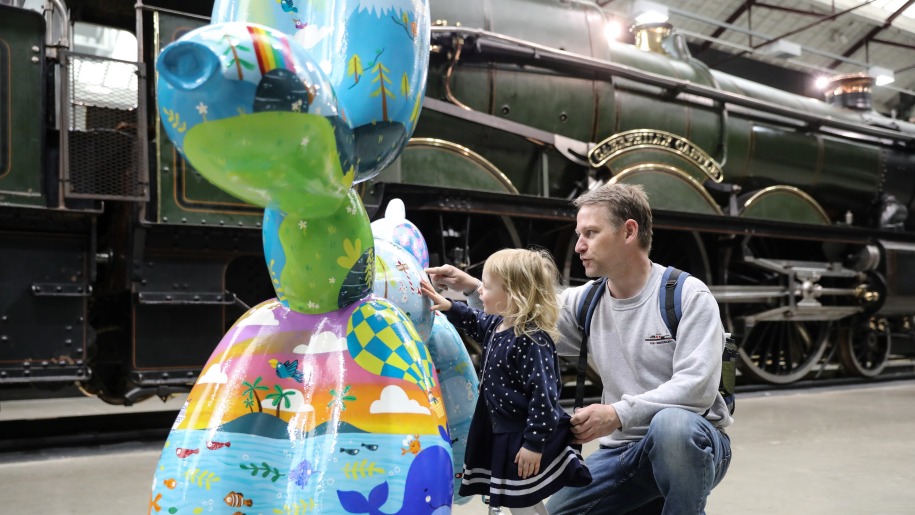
[148,1,472,513]
[370,200,480,505]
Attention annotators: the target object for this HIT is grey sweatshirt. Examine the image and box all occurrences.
[556,262,734,447]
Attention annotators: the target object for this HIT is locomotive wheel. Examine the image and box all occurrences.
[735,319,830,384]
[723,237,831,384]
[838,321,891,378]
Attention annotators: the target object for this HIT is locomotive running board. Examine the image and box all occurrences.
[422,97,594,167]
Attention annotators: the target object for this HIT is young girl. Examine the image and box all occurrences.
[421,248,591,515]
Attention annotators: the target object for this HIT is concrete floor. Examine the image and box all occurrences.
[1,381,913,514]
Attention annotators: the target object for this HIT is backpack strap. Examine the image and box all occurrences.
[574,278,607,410]
[658,267,737,416]
[659,266,689,340]
[577,277,607,337]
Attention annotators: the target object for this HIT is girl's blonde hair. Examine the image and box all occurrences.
[483,248,561,341]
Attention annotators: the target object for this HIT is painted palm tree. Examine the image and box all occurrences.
[241,376,269,413]
[327,384,357,411]
[221,34,255,80]
[266,384,295,418]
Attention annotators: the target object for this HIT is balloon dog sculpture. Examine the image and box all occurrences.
[148,1,468,513]
[370,200,480,505]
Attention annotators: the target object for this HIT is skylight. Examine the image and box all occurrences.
[870,0,915,18]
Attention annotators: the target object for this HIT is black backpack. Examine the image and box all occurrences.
[574,266,737,414]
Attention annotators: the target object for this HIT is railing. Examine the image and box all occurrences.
[62,51,148,201]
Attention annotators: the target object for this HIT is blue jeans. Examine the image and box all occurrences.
[546,408,731,515]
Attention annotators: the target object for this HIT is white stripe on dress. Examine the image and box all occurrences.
[461,447,583,497]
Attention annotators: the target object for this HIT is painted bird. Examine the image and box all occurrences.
[268,358,304,383]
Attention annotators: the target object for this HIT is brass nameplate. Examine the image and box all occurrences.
[589,129,722,183]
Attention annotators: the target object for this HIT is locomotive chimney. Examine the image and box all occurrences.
[823,73,874,111]
[631,22,690,60]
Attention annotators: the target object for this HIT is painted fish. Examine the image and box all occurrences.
[401,434,421,455]
[175,447,199,459]
[206,440,231,450]
[224,491,253,508]
[163,478,177,489]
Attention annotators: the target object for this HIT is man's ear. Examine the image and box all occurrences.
[624,219,639,242]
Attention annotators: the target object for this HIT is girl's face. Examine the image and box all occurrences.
[480,269,510,317]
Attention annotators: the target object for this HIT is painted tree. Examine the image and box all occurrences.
[408,91,422,128]
[392,10,416,40]
[370,59,395,122]
[347,54,363,89]
[266,384,295,418]
[221,35,255,80]
[328,384,357,411]
[400,72,410,98]
[241,376,268,413]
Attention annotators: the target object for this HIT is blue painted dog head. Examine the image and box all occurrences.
[157,22,355,216]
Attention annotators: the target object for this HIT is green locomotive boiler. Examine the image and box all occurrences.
[1,0,913,405]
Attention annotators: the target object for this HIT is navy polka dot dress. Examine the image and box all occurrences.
[446,302,592,508]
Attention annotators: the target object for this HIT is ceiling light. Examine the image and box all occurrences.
[868,66,895,86]
[814,76,830,90]
[632,0,669,24]
[759,40,801,59]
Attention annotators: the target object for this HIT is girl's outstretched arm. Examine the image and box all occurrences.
[425,264,480,294]
[423,280,499,344]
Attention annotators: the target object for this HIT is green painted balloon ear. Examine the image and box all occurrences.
[157,41,220,91]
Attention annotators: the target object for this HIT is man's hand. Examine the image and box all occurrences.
[419,280,453,311]
[570,404,621,444]
[514,446,542,479]
[425,264,478,294]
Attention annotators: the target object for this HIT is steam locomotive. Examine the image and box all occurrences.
[2,0,914,405]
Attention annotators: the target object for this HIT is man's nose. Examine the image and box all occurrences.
[574,236,585,253]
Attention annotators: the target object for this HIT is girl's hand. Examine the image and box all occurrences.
[425,264,477,293]
[420,280,453,311]
[514,447,542,479]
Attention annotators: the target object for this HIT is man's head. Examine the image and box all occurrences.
[573,183,653,277]
[574,183,653,250]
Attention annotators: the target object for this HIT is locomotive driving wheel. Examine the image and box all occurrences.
[838,319,891,378]
[723,237,831,384]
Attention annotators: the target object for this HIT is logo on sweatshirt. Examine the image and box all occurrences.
[644,333,674,345]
